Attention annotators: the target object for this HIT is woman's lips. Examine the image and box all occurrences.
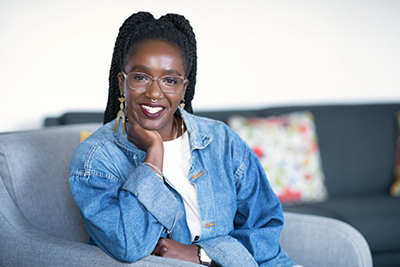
[139,104,165,118]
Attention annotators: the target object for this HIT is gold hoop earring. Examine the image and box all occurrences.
[114,95,126,134]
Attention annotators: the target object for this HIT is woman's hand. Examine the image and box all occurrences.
[152,238,201,264]
[125,106,164,172]
[125,106,163,152]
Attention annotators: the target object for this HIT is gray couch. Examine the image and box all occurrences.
[43,102,400,266]
[0,123,372,266]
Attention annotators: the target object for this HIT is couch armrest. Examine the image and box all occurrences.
[0,224,201,267]
[0,177,201,267]
[280,212,373,267]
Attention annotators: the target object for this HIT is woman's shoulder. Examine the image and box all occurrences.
[186,113,248,148]
[69,122,119,171]
[186,112,232,131]
[70,121,141,181]
[78,121,115,147]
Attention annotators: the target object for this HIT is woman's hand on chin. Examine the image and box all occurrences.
[125,106,164,173]
[125,107,163,152]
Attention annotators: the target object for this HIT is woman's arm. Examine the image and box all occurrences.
[70,158,183,263]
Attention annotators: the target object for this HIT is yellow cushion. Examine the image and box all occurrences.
[80,130,92,142]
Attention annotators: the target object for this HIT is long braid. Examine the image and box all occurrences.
[160,14,197,114]
[104,12,155,124]
[104,12,197,123]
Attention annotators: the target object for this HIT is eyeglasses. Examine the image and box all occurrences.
[121,71,188,94]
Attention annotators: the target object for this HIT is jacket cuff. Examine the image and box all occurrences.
[122,164,181,231]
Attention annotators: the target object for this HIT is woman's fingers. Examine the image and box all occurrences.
[152,238,168,256]
[124,107,162,151]
[151,238,201,264]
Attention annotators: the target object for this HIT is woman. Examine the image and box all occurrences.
[69,12,299,267]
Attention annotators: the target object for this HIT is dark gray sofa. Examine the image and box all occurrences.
[43,103,400,266]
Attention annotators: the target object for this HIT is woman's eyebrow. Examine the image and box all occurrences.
[164,69,183,76]
[129,65,183,76]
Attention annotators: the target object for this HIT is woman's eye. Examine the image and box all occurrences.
[132,73,149,82]
[162,77,178,85]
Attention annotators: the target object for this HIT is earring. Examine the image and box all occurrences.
[114,95,126,134]
[180,99,185,109]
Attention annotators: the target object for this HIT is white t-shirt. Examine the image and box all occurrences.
[163,131,201,241]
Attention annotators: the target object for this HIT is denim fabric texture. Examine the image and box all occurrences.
[69,107,297,267]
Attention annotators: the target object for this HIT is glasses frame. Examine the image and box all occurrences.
[121,71,189,95]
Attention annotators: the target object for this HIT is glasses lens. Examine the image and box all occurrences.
[160,76,184,93]
[128,72,149,91]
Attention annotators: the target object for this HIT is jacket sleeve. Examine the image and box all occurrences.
[70,158,183,263]
[197,144,289,267]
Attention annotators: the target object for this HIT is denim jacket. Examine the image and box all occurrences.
[69,108,297,267]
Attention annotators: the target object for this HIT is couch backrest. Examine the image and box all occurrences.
[0,124,101,243]
[38,103,399,197]
[196,103,400,197]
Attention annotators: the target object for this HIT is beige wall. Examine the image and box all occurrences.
[1,0,399,132]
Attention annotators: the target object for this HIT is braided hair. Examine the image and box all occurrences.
[104,12,197,124]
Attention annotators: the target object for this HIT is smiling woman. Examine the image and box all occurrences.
[69,11,300,267]
[119,40,187,141]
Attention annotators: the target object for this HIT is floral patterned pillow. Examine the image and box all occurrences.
[228,111,328,204]
[390,112,400,197]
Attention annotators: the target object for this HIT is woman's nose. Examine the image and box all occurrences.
[145,79,164,99]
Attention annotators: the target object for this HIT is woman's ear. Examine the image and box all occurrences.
[117,72,125,95]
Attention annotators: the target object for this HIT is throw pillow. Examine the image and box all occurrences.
[228,111,328,204]
[390,112,400,197]
[80,130,92,142]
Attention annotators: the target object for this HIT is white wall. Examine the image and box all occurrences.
[1,0,400,132]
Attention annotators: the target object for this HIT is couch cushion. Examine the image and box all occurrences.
[80,130,92,142]
[228,111,327,204]
[391,111,400,197]
[284,194,400,253]
[0,124,100,243]
[261,104,400,197]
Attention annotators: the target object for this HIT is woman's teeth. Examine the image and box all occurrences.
[141,105,163,114]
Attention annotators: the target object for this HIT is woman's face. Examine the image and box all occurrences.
[118,39,187,140]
